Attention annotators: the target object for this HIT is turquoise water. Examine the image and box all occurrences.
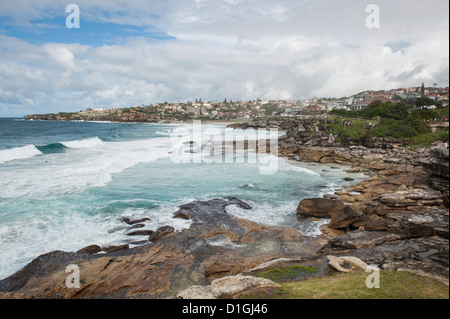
[0,118,365,279]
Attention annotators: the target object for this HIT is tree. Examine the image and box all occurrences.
[384,102,411,120]
[416,97,436,107]
[261,103,279,116]
[421,82,425,97]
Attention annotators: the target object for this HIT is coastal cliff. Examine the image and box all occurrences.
[25,109,163,123]
[262,117,449,285]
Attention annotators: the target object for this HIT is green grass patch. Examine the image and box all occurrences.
[254,265,318,282]
[408,128,449,146]
[252,270,449,299]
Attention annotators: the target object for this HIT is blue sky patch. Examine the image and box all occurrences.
[0,15,175,46]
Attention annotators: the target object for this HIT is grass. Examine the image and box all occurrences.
[408,128,449,146]
[247,269,449,299]
[321,117,377,141]
[253,265,318,282]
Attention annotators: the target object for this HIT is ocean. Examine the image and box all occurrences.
[0,118,366,280]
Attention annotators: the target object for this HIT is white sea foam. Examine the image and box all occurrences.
[0,137,172,199]
[0,145,43,164]
[225,200,327,236]
[268,155,320,176]
[61,137,104,149]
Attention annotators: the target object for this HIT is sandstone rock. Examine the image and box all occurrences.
[379,169,398,176]
[389,210,449,239]
[370,162,387,170]
[296,198,345,219]
[320,224,345,237]
[364,219,391,231]
[337,195,356,203]
[327,255,350,272]
[328,206,360,229]
[352,186,366,193]
[177,275,281,299]
[378,189,444,208]
[340,256,369,270]
[329,230,403,249]
[328,255,369,272]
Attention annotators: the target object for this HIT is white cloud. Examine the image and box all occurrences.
[0,0,448,116]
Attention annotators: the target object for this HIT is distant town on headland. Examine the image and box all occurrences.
[26,84,449,123]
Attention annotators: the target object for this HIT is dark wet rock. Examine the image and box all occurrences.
[122,217,151,225]
[387,209,449,239]
[76,245,102,255]
[328,230,404,250]
[103,244,129,253]
[128,230,155,237]
[0,251,76,293]
[130,223,146,229]
[173,209,191,220]
[148,226,175,242]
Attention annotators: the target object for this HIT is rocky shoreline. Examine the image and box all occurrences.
[240,118,449,285]
[0,118,448,299]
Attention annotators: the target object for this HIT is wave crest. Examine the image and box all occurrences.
[0,145,42,164]
[61,137,104,149]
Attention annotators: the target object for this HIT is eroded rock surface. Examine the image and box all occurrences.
[0,197,324,299]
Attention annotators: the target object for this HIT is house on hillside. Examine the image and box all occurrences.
[350,97,397,110]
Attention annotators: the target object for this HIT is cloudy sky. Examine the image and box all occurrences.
[0,0,448,117]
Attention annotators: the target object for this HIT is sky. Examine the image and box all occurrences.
[0,0,449,117]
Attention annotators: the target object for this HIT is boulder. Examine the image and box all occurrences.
[173,209,191,220]
[177,275,281,299]
[76,245,102,255]
[127,230,155,236]
[122,217,151,225]
[328,205,361,229]
[149,226,175,242]
[296,198,345,219]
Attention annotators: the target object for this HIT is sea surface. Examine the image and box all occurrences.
[0,118,366,280]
